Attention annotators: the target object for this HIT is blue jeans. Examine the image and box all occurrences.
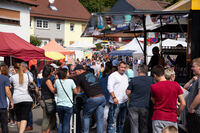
[0,109,8,133]
[107,102,127,133]
[82,95,106,133]
[128,107,149,133]
[27,110,33,127]
[56,105,73,133]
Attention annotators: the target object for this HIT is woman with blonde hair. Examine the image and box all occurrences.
[10,63,33,133]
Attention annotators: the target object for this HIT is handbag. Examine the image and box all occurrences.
[27,73,36,96]
[59,80,77,113]
[43,99,56,115]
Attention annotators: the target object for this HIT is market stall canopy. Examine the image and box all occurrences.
[66,41,96,50]
[81,10,189,37]
[118,38,144,53]
[109,50,135,56]
[0,32,46,60]
[45,51,65,60]
[117,38,187,56]
[42,40,74,55]
[157,38,187,47]
[117,38,155,56]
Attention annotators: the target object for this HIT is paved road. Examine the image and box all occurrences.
[8,107,57,133]
[8,106,97,133]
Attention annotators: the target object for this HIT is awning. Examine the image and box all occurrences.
[42,40,74,55]
[44,51,65,60]
[81,10,189,37]
[0,32,46,60]
[109,50,135,56]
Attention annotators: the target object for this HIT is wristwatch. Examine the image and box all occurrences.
[112,96,116,99]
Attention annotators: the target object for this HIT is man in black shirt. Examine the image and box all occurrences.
[74,64,106,133]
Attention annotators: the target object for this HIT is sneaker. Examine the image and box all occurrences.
[25,126,33,131]
[91,123,96,129]
[8,123,16,127]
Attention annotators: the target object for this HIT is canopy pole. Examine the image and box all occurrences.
[10,56,12,66]
[142,15,147,65]
[159,15,163,54]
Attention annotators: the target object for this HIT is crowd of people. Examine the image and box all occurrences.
[0,53,200,133]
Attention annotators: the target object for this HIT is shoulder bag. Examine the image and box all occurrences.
[27,73,36,96]
[43,99,56,115]
[43,78,56,115]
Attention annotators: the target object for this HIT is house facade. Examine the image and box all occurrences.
[0,0,37,42]
[30,0,93,47]
[31,17,65,47]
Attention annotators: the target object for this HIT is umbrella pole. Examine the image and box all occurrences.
[142,15,147,65]
[10,56,12,66]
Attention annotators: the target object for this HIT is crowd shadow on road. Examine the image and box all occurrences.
[34,118,42,126]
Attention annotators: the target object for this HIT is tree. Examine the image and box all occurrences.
[156,0,178,5]
[79,0,117,13]
[30,35,42,47]
[166,0,178,4]
[95,43,103,50]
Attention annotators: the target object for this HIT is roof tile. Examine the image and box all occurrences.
[127,0,163,10]
[30,0,90,21]
[14,0,38,6]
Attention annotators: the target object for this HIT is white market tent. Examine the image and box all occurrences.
[66,40,96,50]
[66,40,96,60]
[158,38,187,47]
[118,38,153,56]
[119,38,187,56]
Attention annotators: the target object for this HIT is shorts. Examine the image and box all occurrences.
[152,120,178,133]
[14,102,32,122]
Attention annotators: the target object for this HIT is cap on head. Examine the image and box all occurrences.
[50,63,59,69]
[74,64,84,71]
[73,64,84,71]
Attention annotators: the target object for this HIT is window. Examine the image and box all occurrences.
[56,23,61,30]
[36,19,49,29]
[70,23,74,31]
[43,20,48,28]
[56,39,63,45]
[0,8,20,25]
[36,20,42,28]
[40,39,50,47]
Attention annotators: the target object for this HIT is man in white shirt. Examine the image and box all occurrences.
[107,61,128,133]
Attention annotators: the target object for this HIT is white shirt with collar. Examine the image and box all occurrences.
[107,71,129,104]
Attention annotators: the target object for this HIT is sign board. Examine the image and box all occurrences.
[192,0,200,10]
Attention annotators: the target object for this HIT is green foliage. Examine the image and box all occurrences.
[156,0,179,5]
[30,35,42,47]
[95,43,102,50]
[166,0,178,4]
[80,0,178,13]
[79,0,117,13]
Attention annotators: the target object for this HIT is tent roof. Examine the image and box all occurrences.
[109,50,135,56]
[109,0,136,13]
[0,32,45,60]
[66,41,96,50]
[42,40,74,55]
